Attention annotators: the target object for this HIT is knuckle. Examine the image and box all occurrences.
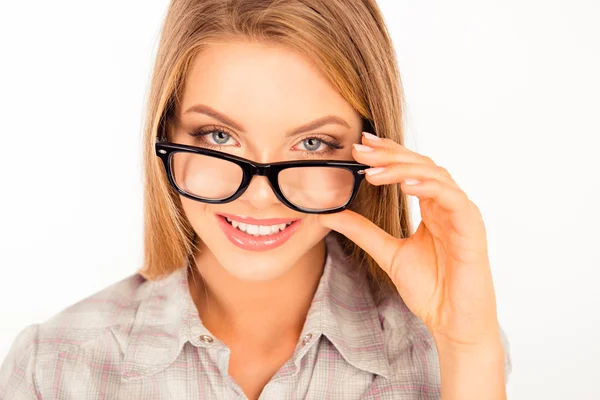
[459,192,473,210]
[382,137,396,146]
[423,156,436,165]
[437,166,451,177]
[384,147,400,160]
[470,199,482,215]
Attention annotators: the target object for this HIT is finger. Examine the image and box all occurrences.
[352,142,434,168]
[400,178,470,213]
[360,132,404,150]
[363,162,458,187]
[360,132,436,166]
[317,209,400,278]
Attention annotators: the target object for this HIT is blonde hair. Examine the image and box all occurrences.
[138,0,413,303]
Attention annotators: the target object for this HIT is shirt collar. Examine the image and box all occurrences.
[298,233,391,379]
[120,233,391,380]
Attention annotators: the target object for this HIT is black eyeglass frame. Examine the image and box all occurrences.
[155,137,370,214]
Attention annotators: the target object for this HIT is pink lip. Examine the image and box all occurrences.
[218,213,299,226]
[215,214,301,251]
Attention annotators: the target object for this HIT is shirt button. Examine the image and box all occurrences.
[199,334,214,343]
[301,333,313,346]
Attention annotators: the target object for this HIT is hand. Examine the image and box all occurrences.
[318,132,501,348]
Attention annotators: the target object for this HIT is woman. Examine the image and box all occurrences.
[0,0,511,399]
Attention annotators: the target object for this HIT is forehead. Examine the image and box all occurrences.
[179,41,360,129]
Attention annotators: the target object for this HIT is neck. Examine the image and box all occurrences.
[187,239,327,349]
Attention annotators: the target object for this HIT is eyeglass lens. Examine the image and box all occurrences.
[170,152,355,211]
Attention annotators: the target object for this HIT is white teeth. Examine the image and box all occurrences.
[247,224,259,235]
[225,218,294,236]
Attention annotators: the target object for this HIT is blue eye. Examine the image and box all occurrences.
[292,135,344,156]
[211,131,231,145]
[302,138,323,152]
[187,126,240,148]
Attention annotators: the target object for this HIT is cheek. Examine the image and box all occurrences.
[180,196,213,232]
[300,215,330,241]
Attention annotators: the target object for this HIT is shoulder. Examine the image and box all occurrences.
[0,273,150,381]
[37,272,150,349]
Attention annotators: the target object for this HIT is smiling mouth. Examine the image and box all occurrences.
[224,217,294,236]
[215,213,302,251]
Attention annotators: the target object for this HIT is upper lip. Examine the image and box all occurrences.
[218,213,300,225]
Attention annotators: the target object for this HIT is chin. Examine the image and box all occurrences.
[213,249,305,282]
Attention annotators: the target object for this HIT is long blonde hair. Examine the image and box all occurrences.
[138,0,413,303]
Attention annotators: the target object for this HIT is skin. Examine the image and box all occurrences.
[319,136,507,399]
[171,41,363,390]
[172,40,506,400]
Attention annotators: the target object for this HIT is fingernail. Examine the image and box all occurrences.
[363,132,381,141]
[365,167,385,176]
[404,179,421,185]
[353,143,374,152]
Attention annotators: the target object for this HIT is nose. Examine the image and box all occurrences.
[237,175,281,210]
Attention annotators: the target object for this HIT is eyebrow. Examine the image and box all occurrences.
[183,104,351,136]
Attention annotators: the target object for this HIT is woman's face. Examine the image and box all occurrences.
[171,41,363,281]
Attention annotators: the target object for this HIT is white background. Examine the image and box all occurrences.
[0,1,598,398]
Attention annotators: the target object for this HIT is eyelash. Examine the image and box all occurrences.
[187,125,240,148]
[186,125,344,156]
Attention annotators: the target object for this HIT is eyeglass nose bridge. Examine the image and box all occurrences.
[242,164,286,204]
[248,163,277,179]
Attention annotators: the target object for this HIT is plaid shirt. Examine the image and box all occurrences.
[0,234,512,399]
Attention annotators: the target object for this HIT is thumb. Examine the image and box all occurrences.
[317,209,399,277]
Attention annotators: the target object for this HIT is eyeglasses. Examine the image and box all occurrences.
[155,137,369,214]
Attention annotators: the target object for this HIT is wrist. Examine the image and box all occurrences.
[433,333,504,358]
[434,335,506,400]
